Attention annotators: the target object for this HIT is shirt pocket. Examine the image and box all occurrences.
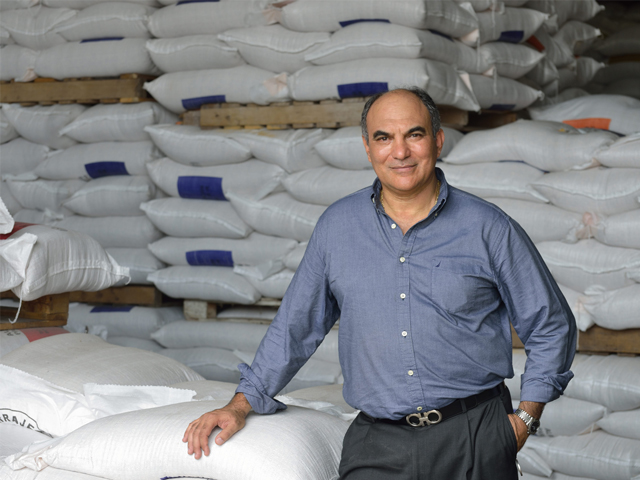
[431,257,499,319]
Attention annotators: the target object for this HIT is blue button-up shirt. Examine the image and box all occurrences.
[237,168,577,419]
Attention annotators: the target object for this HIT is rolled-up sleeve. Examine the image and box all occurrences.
[492,218,577,404]
[236,216,341,414]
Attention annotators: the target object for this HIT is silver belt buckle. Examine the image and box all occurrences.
[405,410,443,427]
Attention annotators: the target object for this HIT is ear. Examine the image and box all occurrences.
[362,136,373,165]
[435,129,445,159]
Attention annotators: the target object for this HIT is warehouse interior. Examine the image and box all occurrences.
[0,0,639,478]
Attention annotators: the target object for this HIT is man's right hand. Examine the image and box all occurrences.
[183,392,252,459]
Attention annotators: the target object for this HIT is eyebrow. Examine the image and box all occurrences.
[372,126,427,139]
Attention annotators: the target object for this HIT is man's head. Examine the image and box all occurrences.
[361,88,444,199]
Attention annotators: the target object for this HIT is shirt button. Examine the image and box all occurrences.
[400,293,406,299]
[408,370,414,376]
[417,407,423,411]
[401,331,407,337]
[400,257,405,263]
[391,223,397,229]
[435,213,438,217]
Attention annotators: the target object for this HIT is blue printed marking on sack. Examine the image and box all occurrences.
[85,161,129,179]
[182,95,226,111]
[177,176,226,200]
[80,37,124,43]
[337,82,388,99]
[177,0,219,4]
[497,31,524,43]
[339,19,391,28]
[186,250,234,267]
[428,29,454,42]
[90,306,135,313]
[488,104,516,111]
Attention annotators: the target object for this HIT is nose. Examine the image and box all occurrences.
[392,136,411,161]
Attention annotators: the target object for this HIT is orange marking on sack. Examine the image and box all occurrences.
[563,118,612,130]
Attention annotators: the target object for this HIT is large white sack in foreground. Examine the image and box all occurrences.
[438,162,548,203]
[0,465,109,479]
[144,124,251,167]
[227,192,326,242]
[0,138,49,177]
[11,401,348,480]
[531,168,640,215]
[289,58,479,111]
[2,104,84,149]
[597,409,640,441]
[486,198,585,243]
[144,66,290,114]
[0,334,203,392]
[590,209,640,250]
[107,336,164,353]
[594,133,640,169]
[146,35,245,73]
[140,197,252,239]
[0,6,75,50]
[528,94,640,135]
[582,284,640,331]
[59,103,177,143]
[444,120,617,171]
[146,157,285,201]
[54,215,163,249]
[527,432,640,480]
[0,424,51,461]
[0,327,68,359]
[459,7,548,46]
[283,166,376,206]
[105,247,164,285]
[0,44,37,82]
[468,74,543,111]
[536,240,640,293]
[0,224,128,301]
[148,265,261,304]
[276,0,477,38]
[35,38,159,80]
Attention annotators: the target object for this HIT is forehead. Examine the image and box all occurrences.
[367,91,431,130]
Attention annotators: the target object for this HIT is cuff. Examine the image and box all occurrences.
[520,371,575,404]
[236,363,287,415]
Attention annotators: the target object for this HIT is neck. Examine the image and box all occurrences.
[381,177,440,219]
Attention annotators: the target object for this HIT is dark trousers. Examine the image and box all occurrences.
[338,388,518,480]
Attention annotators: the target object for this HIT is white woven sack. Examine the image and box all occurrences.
[313,126,370,170]
[11,208,69,225]
[140,197,252,239]
[536,240,640,293]
[144,124,250,167]
[601,78,640,100]
[107,336,164,353]
[147,157,285,202]
[0,327,67,359]
[232,128,326,174]
[144,66,290,114]
[105,247,164,285]
[276,0,478,38]
[0,6,75,50]
[455,40,493,75]
[438,162,548,203]
[159,347,242,383]
[444,120,617,171]
[594,26,640,57]
[527,432,640,480]
[35,141,160,181]
[0,0,39,11]
[287,384,353,413]
[303,22,459,66]
[0,424,52,462]
[468,74,543,110]
[0,26,12,45]
[597,410,640,441]
[504,349,526,399]
[151,320,269,351]
[515,447,553,477]
[460,7,549,46]
[0,224,129,301]
[594,133,640,169]
[0,44,37,82]
[219,25,329,74]
[534,395,607,437]
[227,192,326,242]
[0,184,21,215]
[530,167,640,215]
[148,265,260,304]
[53,2,155,41]
[62,176,155,217]
[535,88,590,108]
[148,233,297,267]
[558,283,594,332]
[525,58,559,86]
[241,268,295,299]
[59,103,177,143]
[527,26,574,67]
[574,57,605,87]
[591,209,640,250]
[554,20,601,56]
[35,37,160,80]
[168,379,238,402]
[0,465,112,479]
[0,138,49,176]
[43,0,158,7]
[216,306,278,321]
[2,104,84,149]
[477,42,545,79]
[55,214,162,248]
[593,62,640,85]
[283,166,376,206]
[6,179,85,211]
[528,94,640,136]
[67,304,183,340]
[526,0,603,27]
[0,110,18,144]
[289,58,480,111]
[146,35,245,73]
[582,284,640,331]
[10,400,348,480]
[148,0,266,38]
[283,241,306,271]
[0,333,203,393]
[486,198,585,243]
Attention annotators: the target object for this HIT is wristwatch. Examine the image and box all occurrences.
[514,408,541,435]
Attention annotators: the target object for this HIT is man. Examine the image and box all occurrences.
[184,88,577,479]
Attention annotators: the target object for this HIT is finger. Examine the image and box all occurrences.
[183,422,195,443]
[214,421,242,446]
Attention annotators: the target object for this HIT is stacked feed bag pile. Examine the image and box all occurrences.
[506,350,640,480]
[150,307,341,390]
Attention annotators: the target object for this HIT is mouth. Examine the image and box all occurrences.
[390,164,417,172]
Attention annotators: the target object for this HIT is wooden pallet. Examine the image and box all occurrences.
[0,73,156,106]
[0,292,69,330]
[69,285,180,308]
[184,298,281,321]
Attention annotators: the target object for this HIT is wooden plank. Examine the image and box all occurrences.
[0,317,68,330]
[68,286,178,307]
[181,110,201,126]
[465,110,520,131]
[184,300,218,321]
[0,293,69,330]
[439,106,469,130]
[577,326,640,355]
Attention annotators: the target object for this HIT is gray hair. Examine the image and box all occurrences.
[360,87,441,144]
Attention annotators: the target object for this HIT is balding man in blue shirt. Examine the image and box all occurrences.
[184,87,577,480]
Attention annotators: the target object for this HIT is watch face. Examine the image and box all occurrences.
[530,419,541,435]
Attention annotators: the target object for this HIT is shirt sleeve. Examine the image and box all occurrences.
[235,215,341,414]
[491,217,577,404]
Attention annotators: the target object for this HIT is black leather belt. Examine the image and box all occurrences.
[364,383,505,428]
